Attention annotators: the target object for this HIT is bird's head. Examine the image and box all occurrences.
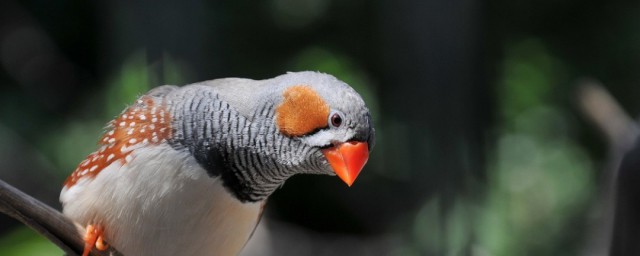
[153,71,375,201]
[269,71,375,186]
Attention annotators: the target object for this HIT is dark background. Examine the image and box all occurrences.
[1,0,639,255]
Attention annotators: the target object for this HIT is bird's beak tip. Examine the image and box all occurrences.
[322,141,369,187]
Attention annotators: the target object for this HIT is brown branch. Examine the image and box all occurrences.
[577,79,640,149]
[576,79,640,256]
[0,179,122,256]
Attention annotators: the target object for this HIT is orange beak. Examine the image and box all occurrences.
[321,141,369,186]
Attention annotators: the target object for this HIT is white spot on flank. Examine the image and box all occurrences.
[108,130,115,136]
[108,138,116,143]
[129,138,137,144]
[122,114,128,119]
[107,154,115,161]
[89,165,98,172]
[80,169,88,175]
[143,139,149,143]
[139,114,147,120]
[130,122,136,127]
[119,122,126,127]
[80,160,89,167]
[137,99,143,104]
[152,137,159,143]
[140,128,146,133]
[125,155,133,162]
[152,117,158,123]
[127,129,134,135]
[149,124,155,130]
[120,145,128,152]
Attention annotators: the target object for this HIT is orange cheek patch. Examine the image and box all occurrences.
[276,85,330,137]
[64,96,172,187]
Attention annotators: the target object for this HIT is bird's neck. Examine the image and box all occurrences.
[166,87,325,202]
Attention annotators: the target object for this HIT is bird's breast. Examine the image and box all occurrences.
[61,144,263,256]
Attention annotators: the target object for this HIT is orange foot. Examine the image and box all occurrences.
[82,224,109,256]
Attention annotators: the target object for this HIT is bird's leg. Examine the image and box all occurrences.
[83,224,109,256]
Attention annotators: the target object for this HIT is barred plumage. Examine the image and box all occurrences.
[61,71,374,256]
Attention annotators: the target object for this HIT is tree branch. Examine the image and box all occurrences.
[576,79,640,256]
[577,79,640,148]
[0,179,122,256]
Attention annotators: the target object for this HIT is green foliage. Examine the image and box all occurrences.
[478,114,593,255]
[105,52,190,118]
[0,227,62,256]
[499,39,569,123]
[408,198,476,256]
[39,121,105,176]
[105,52,152,118]
[269,0,330,29]
[403,39,595,255]
[477,40,593,255]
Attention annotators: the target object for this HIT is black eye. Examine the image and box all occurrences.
[330,112,343,128]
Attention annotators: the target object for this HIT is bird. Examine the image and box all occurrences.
[59,71,375,256]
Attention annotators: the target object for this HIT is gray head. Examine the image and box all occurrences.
[167,71,375,201]
[269,72,374,147]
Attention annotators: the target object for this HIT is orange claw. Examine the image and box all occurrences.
[83,224,109,256]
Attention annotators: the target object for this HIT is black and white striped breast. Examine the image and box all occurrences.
[165,85,326,202]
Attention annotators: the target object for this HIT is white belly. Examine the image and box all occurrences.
[60,144,263,256]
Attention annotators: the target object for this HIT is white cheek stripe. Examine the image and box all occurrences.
[300,130,355,147]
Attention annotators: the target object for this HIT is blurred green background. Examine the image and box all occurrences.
[1,0,639,255]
